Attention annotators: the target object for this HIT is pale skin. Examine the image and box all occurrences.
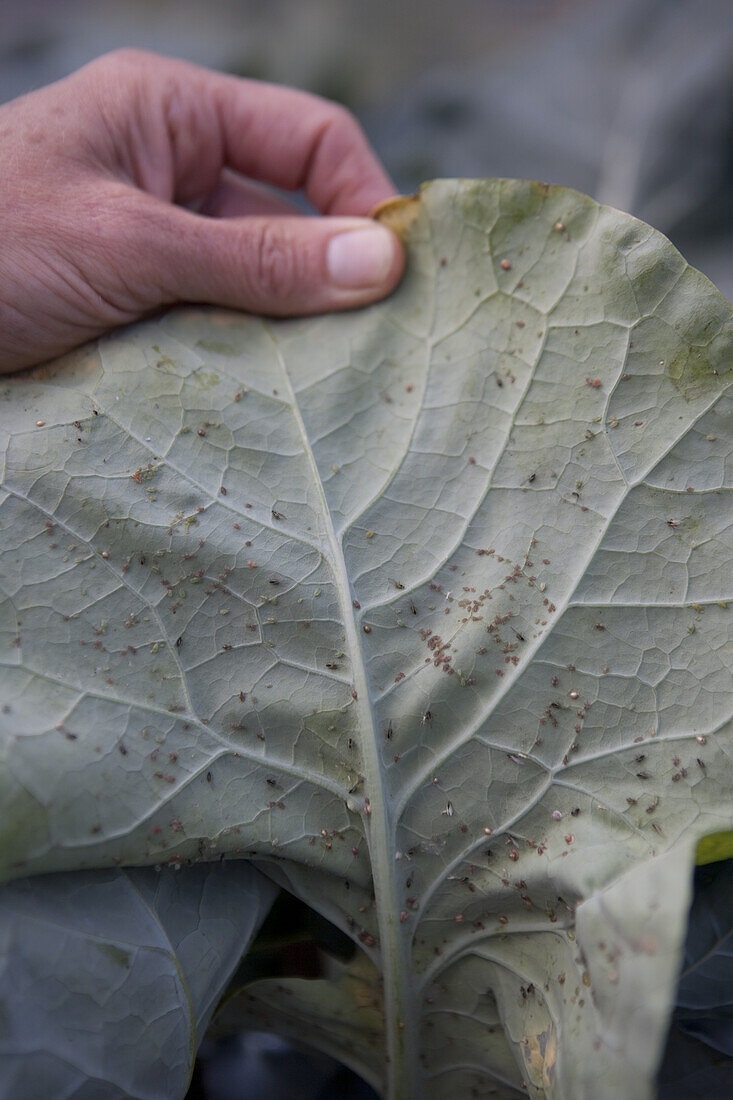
[0,49,405,374]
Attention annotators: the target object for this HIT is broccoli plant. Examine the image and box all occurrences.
[2,179,733,1099]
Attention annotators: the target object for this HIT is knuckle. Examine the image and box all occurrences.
[83,48,159,91]
[95,47,156,72]
[322,102,362,141]
[251,224,300,303]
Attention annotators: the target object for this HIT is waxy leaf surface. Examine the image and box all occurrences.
[0,862,276,1098]
[2,179,733,1098]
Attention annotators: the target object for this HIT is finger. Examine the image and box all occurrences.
[124,194,405,316]
[84,50,398,215]
[207,77,398,214]
[195,170,303,219]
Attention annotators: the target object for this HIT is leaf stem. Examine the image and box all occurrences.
[266,329,417,1098]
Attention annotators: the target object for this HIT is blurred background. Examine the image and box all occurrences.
[4,0,733,299]
[4,1,733,1096]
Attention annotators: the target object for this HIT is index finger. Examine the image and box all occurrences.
[88,51,398,216]
[212,74,399,215]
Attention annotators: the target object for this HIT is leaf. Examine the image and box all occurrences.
[671,859,733,1057]
[213,952,388,1095]
[658,858,733,1098]
[0,862,276,1098]
[2,178,733,1097]
[657,1024,733,1100]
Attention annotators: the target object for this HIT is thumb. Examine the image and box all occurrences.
[145,206,405,316]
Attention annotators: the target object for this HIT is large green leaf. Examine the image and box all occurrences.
[0,862,276,1098]
[2,178,733,1097]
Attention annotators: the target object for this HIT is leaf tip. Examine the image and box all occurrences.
[372,193,422,240]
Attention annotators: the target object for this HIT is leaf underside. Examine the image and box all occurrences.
[2,178,733,1098]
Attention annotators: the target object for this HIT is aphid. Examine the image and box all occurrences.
[667,519,680,529]
[271,509,284,521]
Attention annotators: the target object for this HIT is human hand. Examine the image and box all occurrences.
[0,49,405,373]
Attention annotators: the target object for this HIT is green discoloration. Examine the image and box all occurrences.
[193,368,222,389]
[98,943,131,969]
[667,344,724,402]
[196,339,235,357]
[0,787,45,877]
